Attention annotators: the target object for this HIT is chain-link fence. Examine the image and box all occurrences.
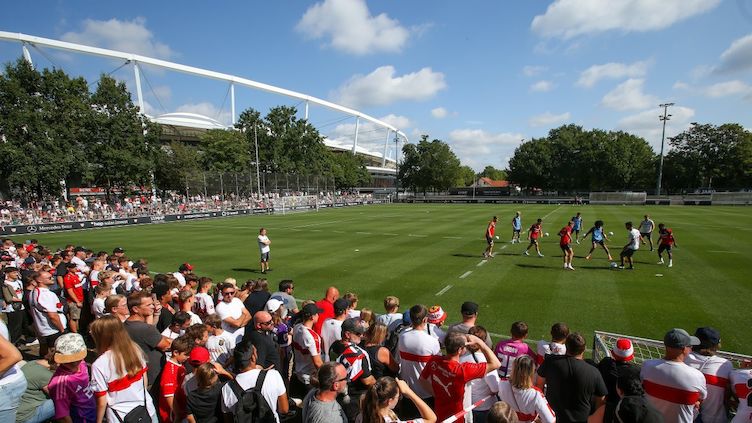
[181,171,341,198]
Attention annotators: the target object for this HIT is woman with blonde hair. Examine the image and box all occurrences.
[186,363,223,423]
[497,355,555,423]
[360,376,436,423]
[89,315,157,423]
[364,323,399,379]
[104,294,129,322]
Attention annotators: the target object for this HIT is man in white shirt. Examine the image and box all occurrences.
[398,305,440,407]
[258,228,271,274]
[684,327,732,423]
[29,270,67,356]
[292,303,324,398]
[639,214,656,251]
[215,283,251,334]
[619,221,643,270]
[320,298,349,361]
[172,262,193,288]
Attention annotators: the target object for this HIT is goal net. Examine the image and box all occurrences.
[272,195,319,214]
[593,330,752,367]
[589,192,647,205]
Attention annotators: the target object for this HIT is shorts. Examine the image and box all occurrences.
[529,238,539,245]
[658,244,672,253]
[641,232,652,240]
[560,244,572,252]
[513,229,521,234]
[593,239,605,246]
[621,248,636,258]
[486,236,494,246]
[68,302,81,320]
[260,252,270,263]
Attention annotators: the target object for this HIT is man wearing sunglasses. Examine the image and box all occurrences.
[242,310,281,371]
[215,283,251,335]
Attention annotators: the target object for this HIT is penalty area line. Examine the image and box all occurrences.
[436,285,453,296]
[459,270,473,279]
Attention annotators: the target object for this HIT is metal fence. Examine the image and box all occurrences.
[182,171,341,198]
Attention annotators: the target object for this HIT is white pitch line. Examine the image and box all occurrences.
[443,236,462,239]
[707,250,742,254]
[356,231,372,235]
[408,234,427,237]
[499,245,508,250]
[459,270,473,279]
[383,233,399,236]
[542,204,564,221]
[436,285,453,296]
[333,230,344,234]
[477,260,487,267]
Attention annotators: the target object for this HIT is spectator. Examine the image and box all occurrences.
[243,278,271,318]
[332,318,376,421]
[178,289,203,325]
[460,326,502,423]
[186,363,224,423]
[364,323,399,379]
[360,308,375,328]
[614,365,662,423]
[90,315,158,423]
[91,281,112,319]
[730,365,752,423]
[0,328,26,422]
[376,296,402,331]
[642,328,707,423]
[222,342,289,422]
[206,313,236,367]
[446,301,493,346]
[361,377,437,423]
[314,286,339,335]
[536,332,607,423]
[420,331,500,423]
[302,362,348,423]
[162,311,192,343]
[153,281,175,333]
[598,338,637,422]
[684,327,732,423]
[124,291,172,387]
[321,298,350,361]
[194,277,216,318]
[344,292,360,319]
[243,310,282,371]
[494,321,535,379]
[2,266,24,345]
[16,356,55,423]
[216,283,252,334]
[292,303,325,398]
[104,294,129,322]
[29,270,67,356]
[399,304,441,415]
[185,323,210,348]
[498,355,555,423]
[48,333,97,422]
[426,305,448,344]
[173,262,193,288]
[536,322,569,365]
[487,401,519,423]
[159,335,192,423]
[270,279,298,314]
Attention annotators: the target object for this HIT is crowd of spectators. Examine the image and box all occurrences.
[0,191,376,226]
[1,239,750,423]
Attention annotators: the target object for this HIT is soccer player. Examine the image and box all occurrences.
[656,223,677,268]
[571,212,583,244]
[483,216,498,259]
[639,214,656,251]
[619,221,642,269]
[524,218,544,257]
[558,220,575,270]
[582,220,613,261]
[258,227,271,273]
[511,211,522,244]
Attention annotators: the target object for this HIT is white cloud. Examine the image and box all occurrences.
[715,33,752,74]
[617,106,695,150]
[326,114,411,158]
[601,79,659,111]
[332,66,446,108]
[431,107,448,119]
[61,17,174,58]
[577,60,650,88]
[530,80,554,92]
[704,80,752,98]
[296,0,410,55]
[175,102,232,125]
[673,81,690,90]
[531,0,721,39]
[448,129,525,170]
[522,65,547,77]
[528,111,571,128]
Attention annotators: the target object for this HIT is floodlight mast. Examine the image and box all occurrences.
[656,102,674,196]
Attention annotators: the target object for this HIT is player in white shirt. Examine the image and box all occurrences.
[641,328,707,423]
[684,327,733,423]
[258,227,272,274]
[205,314,237,367]
[730,367,752,423]
[639,214,656,251]
[215,283,251,334]
[619,221,643,270]
[398,305,441,400]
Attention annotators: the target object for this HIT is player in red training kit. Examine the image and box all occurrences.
[558,221,575,270]
[656,223,678,268]
[483,216,498,259]
[524,218,544,257]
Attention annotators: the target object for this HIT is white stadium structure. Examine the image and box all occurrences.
[0,31,407,189]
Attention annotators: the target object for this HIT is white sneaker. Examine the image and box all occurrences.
[25,338,39,346]
[576,240,580,245]
[538,253,544,257]
[568,265,575,270]
[657,259,664,264]
[668,261,673,268]
[524,251,530,256]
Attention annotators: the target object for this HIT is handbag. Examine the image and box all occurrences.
[108,375,151,423]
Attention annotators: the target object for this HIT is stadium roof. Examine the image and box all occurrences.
[152,112,229,130]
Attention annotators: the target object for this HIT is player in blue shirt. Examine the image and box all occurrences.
[571,212,583,244]
[581,220,613,261]
[511,211,522,244]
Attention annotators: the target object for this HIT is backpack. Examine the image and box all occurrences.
[228,370,276,423]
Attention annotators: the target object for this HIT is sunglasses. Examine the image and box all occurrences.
[223,291,235,296]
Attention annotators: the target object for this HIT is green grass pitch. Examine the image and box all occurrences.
[11,204,752,354]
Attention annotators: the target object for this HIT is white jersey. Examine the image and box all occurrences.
[194,292,216,316]
[92,297,106,319]
[320,318,344,361]
[30,286,67,336]
[215,298,246,334]
[730,369,752,423]
[641,359,707,423]
[398,327,441,399]
[187,310,203,326]
[172,272,186,287]
[628,228,642,250]
[292,323,322,383]
[91,350,156,423]
[639,219,655,233]
[258,235,271,254]
[207,331,236,367]
[460,350,500,412]
[685,352,732,423]
[498,380,556,423]
[535,340,566,365]
[221,368,286,423]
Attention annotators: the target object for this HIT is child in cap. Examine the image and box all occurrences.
[597,338,636,423]
[48,333,96,423]
[427,305,448,343]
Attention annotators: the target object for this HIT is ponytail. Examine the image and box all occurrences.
[362,377,399,423]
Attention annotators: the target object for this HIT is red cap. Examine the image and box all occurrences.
[189,347,210,365]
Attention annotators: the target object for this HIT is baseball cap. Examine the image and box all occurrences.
[300,303,324,319]
[189,346,210,366]
[112,247,125,254]
[3,266,19,273]
[54,333,87,364]
[334,298,350,314]
[266,298,284,314]
[23,257,36,266]
[694,327,721,347]
[179,263,193,272]
[341,318,366,335]
[664,328,700,348]
[427,305,447,325]
[461,301,479,316]
[611,338,634,362]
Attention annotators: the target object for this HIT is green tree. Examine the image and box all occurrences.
[330,152,371,189]
[457,165,476,187]
[478,165,507,181]
[507,138,553,189]
[398,135,462,193]
[154,141,201,195]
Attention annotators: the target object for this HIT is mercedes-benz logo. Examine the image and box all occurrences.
[27,225,38,233]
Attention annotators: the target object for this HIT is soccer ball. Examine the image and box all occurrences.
[610,262,619,269]
[544,232,549,237]
[608,231,614,236]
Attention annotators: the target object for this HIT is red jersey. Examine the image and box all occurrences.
[659,229,675,246]
[487,221,496,238]
[559,226,572,246]
[63,272,84,303]
[420,356,487,423]
[313,299,334,335]
[159,360,186,423]
[529,224,542,240]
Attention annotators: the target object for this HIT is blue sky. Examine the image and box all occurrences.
[1,0,751,171]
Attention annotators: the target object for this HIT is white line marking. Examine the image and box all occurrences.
[707,250,742,254]
[459,270,473,279]
[383,233,399,236]
[542,205,564,221]
[356,232,372,235]
[443,236,462,239]
[477,260,487,267]
[436,285,453,296]
[500,245,508,250]
[311,229,322,232]
[408,234,427,237]
[333,230,344,234]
